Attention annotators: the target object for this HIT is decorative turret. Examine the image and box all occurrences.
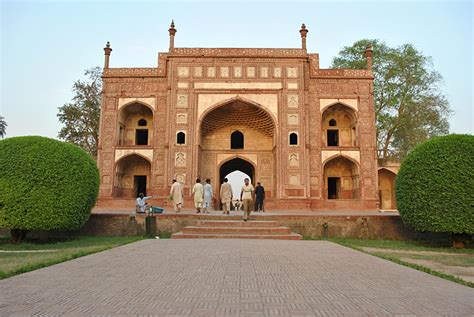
[365,45,373,70]
[299,23,308,51]
[103,41,112,69]
[169,20,177,51]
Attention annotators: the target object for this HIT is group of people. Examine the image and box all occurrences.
[167,177,266,220]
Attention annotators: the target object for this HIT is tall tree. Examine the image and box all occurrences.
[332,39,451,162]
[0,116,6,139]
[57,67,102,158]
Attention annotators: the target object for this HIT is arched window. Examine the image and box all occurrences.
[176,132,186,145]
[138,119,147,126]
[231,131,244,149]
[329,119,337,126]
[289,133,298,145]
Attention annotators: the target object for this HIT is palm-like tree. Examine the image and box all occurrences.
[0,116,7,139]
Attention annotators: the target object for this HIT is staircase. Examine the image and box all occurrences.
[171,220,302,240]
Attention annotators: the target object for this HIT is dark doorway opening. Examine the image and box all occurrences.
[219,158,255,210]
[327,130,338,146]
[136,129,149,145]
[231,131,244,149]
[328,177,340,199]
[134,175,147,197]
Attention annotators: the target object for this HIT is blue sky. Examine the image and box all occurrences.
[1,0,473,138]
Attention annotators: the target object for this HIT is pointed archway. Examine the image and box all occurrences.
[219,158,255,186]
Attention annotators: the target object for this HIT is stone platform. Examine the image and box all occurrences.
[171,220,303,240]
[78,208,418,240]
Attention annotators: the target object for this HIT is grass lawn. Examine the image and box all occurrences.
[327,238,474,288]
[0,236,143,279]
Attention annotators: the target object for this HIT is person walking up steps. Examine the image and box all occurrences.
[203,178,213,214]
[192,178,204,214]
[240,178,254,221]
[170,179,184,213]
[220,178,233,214]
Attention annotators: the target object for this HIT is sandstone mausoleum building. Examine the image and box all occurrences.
[97,22,390,211]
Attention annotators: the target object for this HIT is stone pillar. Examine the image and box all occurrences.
[103,42,112,69]
[169,20,177,52]
[299,24,308,51]
[365,45,373,70]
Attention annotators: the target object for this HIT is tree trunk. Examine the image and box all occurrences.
[10,229,28,244]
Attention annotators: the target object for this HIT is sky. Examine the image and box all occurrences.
[1,0,473,140]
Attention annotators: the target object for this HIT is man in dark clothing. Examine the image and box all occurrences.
[254,182,265,212]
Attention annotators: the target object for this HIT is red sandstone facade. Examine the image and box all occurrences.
[97,23,379,211]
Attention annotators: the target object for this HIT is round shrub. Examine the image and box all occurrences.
[0,136,99,232]
[396,134,474,234]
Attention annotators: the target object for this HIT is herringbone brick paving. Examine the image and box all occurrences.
[0,240,473,316]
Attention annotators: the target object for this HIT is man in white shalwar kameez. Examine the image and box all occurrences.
[170,179,184,213]
[192,178,204,214]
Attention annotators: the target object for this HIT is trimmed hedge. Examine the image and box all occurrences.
[0,136,99,231]
[396,134,474,234]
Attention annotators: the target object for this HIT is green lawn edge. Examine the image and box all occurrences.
[305,237,474,288]
[0,236,144,279]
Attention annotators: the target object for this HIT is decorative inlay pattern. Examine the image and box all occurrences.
[288,95,299,108]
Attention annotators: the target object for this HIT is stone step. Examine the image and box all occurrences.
[182,226,291,235]
[196,220,280,227]
[171,232,303,240]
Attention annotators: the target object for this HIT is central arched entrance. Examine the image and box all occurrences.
[198,97,276,208]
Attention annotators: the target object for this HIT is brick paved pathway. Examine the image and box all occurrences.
[1,240,473,316]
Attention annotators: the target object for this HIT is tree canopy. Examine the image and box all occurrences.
[332,39,451,162]
[0,136,99,242]
[57,67,102,158]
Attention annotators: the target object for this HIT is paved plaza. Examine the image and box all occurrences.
[1,239,473,316]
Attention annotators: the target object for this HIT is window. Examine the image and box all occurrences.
[327,130,338,146]
[136,129,149,145]
[138,119,147,126]
[177,132,186,144]
[329,119,337,126]
[289,133,298,145]
[231,131,244,149]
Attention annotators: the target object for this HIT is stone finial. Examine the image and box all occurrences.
[169,20,177,51]
[103,41,112,69]
[299,23,309,51]
[365,45,373,70]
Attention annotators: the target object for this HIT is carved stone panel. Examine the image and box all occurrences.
[234,66,242,78]
[176,113,188,124]
[287,67,298,78]
[289,174,300,185]
[194,66,203,77]
[176,94,188,108]
[288,114,299,125]
[273,67,282,78]
[260,67,268,78]
[175,152,186,167]
[289,153,299,167]
[220,66,229,78]
[177,66,189,78]
[247,67,255,78]
[288,94,299,108]
[207,67,216,77]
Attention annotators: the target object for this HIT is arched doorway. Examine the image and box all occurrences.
[378,168,397,210]
[219,157,255,209]
[322,103,358,147]
[118,102,153,146]
[113,154,151,198]
[323,156,360,199]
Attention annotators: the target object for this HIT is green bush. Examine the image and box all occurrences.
[0,136,99,234]
[396,134,474,235]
